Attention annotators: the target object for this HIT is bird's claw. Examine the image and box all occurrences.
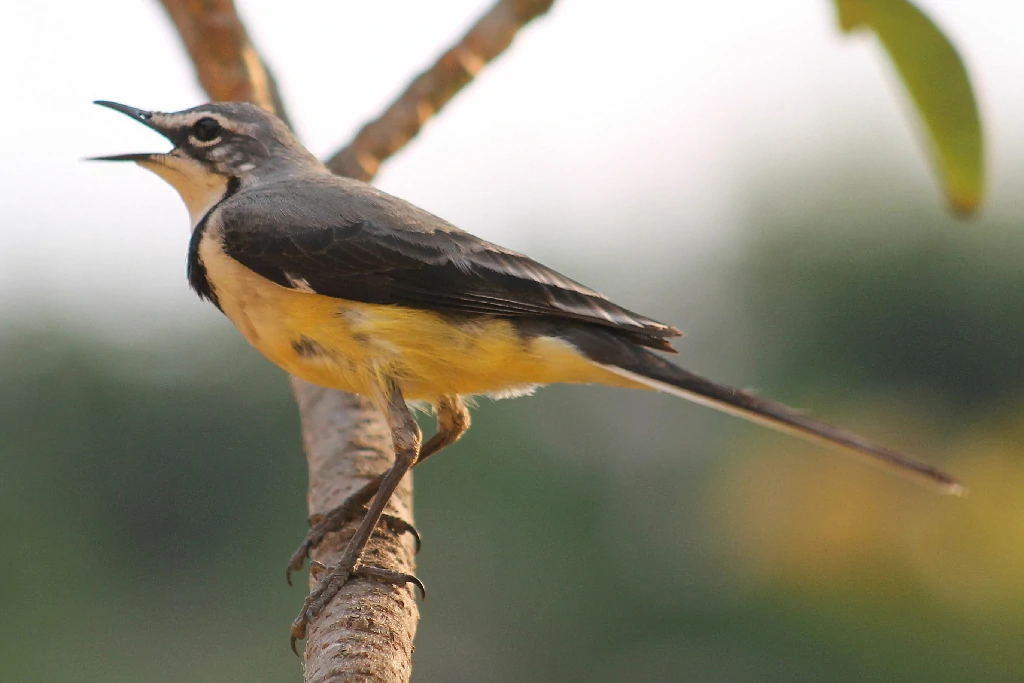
[286,509,421,585]
[380,513,422,553]
[289,562,424,655]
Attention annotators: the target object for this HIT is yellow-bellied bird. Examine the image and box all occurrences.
[93,101,963,647]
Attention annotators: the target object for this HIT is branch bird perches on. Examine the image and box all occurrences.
[155,1,556,681]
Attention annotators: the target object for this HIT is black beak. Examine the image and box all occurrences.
[94,100,154,122]
[91,100,170,162]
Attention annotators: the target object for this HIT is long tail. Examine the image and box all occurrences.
[559,326,965,495]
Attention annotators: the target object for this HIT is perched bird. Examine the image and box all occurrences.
[93,100,963,647]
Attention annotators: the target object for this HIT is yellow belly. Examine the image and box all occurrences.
[199,237,625,402]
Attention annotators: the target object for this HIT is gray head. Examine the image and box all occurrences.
[94,101,323,222]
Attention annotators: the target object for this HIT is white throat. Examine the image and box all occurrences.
[138,153,231,226]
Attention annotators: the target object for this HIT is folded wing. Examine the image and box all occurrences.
[215,178,681,351]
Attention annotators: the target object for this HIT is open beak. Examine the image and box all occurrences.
[90,100,173,162]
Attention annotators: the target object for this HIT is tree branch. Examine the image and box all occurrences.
[157,0,556,680]
[158,3,417,679]
[158,0,291,122]
[326,0,555,180]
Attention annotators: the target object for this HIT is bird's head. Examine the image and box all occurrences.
[93,101,321,223]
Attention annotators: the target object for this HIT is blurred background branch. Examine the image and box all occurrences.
[326,0,555,180]
[158,0,291,121]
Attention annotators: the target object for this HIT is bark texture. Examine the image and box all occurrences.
[157,0,556,680]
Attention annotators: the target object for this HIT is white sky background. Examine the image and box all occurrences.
[1,0,1023,340]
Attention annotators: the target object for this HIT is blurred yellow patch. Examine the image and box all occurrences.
[906,437,1024,614]
[707,408,1024,615]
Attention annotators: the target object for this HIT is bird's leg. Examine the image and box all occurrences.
[415,395,470,466]
[290,379,422,651]
[285,473,392,584]
[286,394,469,582]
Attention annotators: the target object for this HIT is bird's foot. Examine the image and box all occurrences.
[290,560,424,654]
[286,492,420,586]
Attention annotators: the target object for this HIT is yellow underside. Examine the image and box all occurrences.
[200,237,642,404]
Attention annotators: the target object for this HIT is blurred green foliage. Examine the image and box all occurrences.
[740,212,1024,409]
[2,166,1022,682]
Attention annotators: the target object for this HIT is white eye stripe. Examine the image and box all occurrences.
[189,134,222,147]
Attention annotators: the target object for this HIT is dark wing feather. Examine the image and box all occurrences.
[214,177,681,351]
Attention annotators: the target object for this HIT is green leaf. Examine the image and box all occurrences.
[835,0,870,32]
[834,0,985,214]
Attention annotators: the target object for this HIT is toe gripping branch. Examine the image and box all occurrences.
[286,480,425,654]
[290,561,424,654]
[285,474,422,587]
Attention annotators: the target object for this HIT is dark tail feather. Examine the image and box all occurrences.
[560,325,965,495]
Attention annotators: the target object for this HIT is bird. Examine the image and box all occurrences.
[93,100,963,648]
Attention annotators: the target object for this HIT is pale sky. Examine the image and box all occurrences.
[2,0,1023,337]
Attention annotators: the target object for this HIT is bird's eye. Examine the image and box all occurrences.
[191,117,222,143]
